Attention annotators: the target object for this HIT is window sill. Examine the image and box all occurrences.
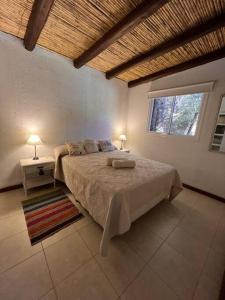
[146,130,200,141]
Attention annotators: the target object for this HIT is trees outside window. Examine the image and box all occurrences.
[149,93,204,136]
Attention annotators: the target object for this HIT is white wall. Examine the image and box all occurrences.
[127,59,225,198]
[0,32,128,188]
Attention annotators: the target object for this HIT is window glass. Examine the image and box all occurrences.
[149,93,204,136]
[150,96,173,133]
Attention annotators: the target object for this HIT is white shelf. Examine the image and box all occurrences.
[217,123,225,126]
[26,175,54,189]
[214,133,224,136]
[211,143,221,147]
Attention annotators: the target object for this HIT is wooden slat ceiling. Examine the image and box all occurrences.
[0,0,225,83]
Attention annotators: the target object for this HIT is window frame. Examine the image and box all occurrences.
[146,82,214,140]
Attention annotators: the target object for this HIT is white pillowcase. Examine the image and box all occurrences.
[66,143,86,156]
[99,140,115,152]
[83,139,99,154]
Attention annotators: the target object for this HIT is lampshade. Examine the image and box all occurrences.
[27,134,42,145]
[119,134,127,141]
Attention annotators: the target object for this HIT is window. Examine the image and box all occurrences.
[149,93,204,136]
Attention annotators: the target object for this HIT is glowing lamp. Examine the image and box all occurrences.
[119,134,127,150]
[27,134,42,160]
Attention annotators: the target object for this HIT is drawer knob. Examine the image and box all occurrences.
[37,166,44,175]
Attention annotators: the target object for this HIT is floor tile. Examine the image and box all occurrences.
[0,213,26,241]
[203,246,225,284]
[140,202,182,240]
[95,238,145,295]
[171,198,196,216]
[0,189,24,219]
[167,227,209,271]
[78,221,103,255]
[0,231,42,273]
[149,243,199,300]
[175,188,198,207]
[42,217,91,249]
[40,289,57,300]
[44,231,92,285]
[212,218,225,254]
[145,211,180,240]
[157,199,186,219]
[193,194,224,222]
[56,259,117,300]
[121,265,179,300]
[0,252,52,300]
[0,188,25,202]
[123,223,163,262]
[178,211,217,247]
[193,274,220,300]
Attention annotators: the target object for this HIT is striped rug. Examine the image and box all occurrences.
[22,189,83,245]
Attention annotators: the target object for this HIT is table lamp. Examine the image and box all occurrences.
[27,134,42,160]
[119,134,127,150]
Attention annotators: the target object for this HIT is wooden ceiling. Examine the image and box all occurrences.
[0,0,225,87]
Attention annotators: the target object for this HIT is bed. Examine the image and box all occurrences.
[55,149,182,255]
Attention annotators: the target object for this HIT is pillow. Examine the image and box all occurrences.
[106,157,128,166]
[83,139,99,154]
[66,143,86,156]
[112,160,136,169]
[99,140,116,152]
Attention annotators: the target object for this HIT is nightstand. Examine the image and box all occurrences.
[20,156,55,196]
[120,149,130,153]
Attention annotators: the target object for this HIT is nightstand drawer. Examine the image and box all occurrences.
[24,163,55,174]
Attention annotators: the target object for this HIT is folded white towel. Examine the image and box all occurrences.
[112,159,136,169]
[106,157,128,166]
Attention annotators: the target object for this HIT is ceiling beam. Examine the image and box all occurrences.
[24,0,55,51]
[73,0,169,68]
[106,13,225,79]
[128,47,225,88]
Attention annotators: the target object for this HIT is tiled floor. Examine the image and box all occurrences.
[0,187,224,300]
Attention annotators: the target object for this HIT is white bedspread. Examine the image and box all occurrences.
[56,150,182,255]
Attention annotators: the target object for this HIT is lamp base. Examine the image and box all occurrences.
[33,145,39,160]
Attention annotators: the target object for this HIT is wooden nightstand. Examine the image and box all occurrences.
[20,156,55,196]
[120,149,130,153]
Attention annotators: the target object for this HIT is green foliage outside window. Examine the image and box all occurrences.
[150,93,203,136]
